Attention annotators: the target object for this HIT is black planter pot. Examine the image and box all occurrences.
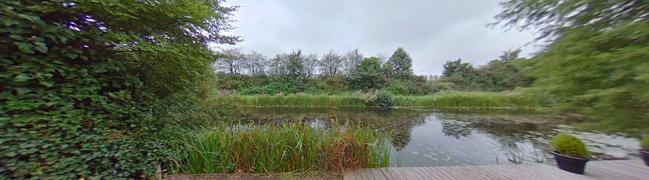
[552,151,589,174]
[641,149,649,166]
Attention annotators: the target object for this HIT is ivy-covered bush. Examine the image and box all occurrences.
[642,136,649,149]
[0,0,237,179]
[551,133,590,158]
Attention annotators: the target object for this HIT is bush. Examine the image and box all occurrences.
[551,133,589,158]
[373,92,396,107]
[0,1,237,179]
[241,82,300,95]
[642,136,649,149]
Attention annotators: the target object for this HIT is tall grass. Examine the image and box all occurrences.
[177,121,390,174]
[394,92,542,108]
[234,91,542,109]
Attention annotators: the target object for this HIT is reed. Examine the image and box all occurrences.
[177,121,390,174]
[394,92,541,108]
[236,93,366,107]
[233,91,542,109]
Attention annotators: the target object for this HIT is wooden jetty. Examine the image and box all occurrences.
[344,160,649,180]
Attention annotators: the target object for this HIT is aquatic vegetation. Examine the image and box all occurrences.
[177,121,390,174]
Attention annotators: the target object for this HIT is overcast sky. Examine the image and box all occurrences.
[219,0,540,75]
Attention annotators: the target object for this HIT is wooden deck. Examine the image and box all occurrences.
[344,160,649,180]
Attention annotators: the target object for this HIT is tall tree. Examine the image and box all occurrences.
[387,47,414,79]
[494,0,649,41]
[477,50,533,91]
[243,51,267,75]
[441,59,479,90]
[281,50,307,82]
[319,50,343,77]
[343,48,364,75]
[268,54,286,75]
[495,0,649,135]
[347,57,386,90]
[303,53,319,79]
[216,47,244,74]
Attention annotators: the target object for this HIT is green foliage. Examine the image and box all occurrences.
[346,57,388,90]
[395,91,541,108]
[495,0,649,136]
[385,76,433,95]
[386,47,414,79]
[440,51,532,92]
[236,94,366,107]
[234,91,541,109]
[178,121,391,174]
[373,92,396,107]
[642,136,649,150]
[242,82,300,95]
[551,133,589,158]
[0,0,237,178]
[216,73,273,92]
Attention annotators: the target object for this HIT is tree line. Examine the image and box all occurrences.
[213,47,434,95]
[213,46,533,95]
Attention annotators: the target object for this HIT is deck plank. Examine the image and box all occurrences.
[369,168,387,180]
[378,168,394,180]
[340,160,649,180]
[386,167,408,180]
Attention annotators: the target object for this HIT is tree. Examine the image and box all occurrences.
[268,54,287,75]
[0,0,238,178]
[216,47,244,74]
[477,50,533,91]
[493,0,649,41]
[343,48,364,75]
[243,51,267,75]
[319,50,343,77]
[281,50,307,82]
[347,57,387,90]
[303,53,319,79]
[387,47,414,79]
[441,59,479,90]
[495,0,649,135]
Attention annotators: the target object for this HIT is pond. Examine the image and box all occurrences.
[238,107,641,167]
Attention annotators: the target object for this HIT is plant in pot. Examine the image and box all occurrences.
[551,133,590,174]
[640,136,649,166]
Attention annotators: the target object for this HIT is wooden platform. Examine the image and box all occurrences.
[344,160,649,180]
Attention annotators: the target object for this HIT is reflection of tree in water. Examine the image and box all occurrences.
[441,120,473,139]
[436,112,552,164]
[352,108,428,151]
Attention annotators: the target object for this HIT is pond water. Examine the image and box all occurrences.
[239,107,641,167]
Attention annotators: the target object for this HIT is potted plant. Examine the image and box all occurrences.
[641,136,649,166]
[551,133,589,174]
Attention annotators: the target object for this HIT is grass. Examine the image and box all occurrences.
[233,91,542,109]
[177,121,390,174]
[394,92,542,108]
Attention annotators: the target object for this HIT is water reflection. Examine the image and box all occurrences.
[240,107,641,167]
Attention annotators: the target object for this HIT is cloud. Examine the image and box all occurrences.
[221,0,539,75]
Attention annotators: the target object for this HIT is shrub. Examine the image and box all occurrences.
[642,136,649,149]
[0,1,237,179]
[373,92,396,107]
[351,90,380,106]
[551,133,589,158]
